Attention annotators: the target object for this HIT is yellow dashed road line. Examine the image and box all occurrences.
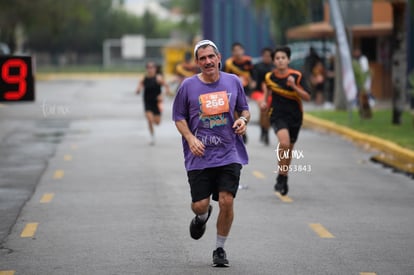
[0,271,15,275]
[252,170,293,202]
[21,223,39,238]
[64,154,73,161]
[360,273,377,275]
[309,223,335,238]
[252,170,266,179]
[53,169,64,179]
[40,193,55,203]
[275,192,293,203]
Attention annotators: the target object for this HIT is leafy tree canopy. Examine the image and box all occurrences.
[0,0,200,53]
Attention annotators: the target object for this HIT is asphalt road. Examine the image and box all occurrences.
[0,77,413,275]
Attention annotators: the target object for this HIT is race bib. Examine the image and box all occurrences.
[199,91,229,116]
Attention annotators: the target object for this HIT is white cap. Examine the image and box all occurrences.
[193,40,219,57]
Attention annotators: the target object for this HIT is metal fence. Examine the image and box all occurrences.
[103,38,169,68]
[33,38,170,69]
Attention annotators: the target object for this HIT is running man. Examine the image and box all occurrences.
[136,61,171,145]
[260,46,310,195]
[172,40,250,267]
[223,42,253,143]
[251,47,274,146]
[175,51,200,85]
[223,42,254,96]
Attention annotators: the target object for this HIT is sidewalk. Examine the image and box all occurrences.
[303,103,414,177]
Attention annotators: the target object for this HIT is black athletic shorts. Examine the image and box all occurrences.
[271,119,301,143]
[144,99,161,115]
[187,163,242,203]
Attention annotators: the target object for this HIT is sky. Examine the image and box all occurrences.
[122,0,181,21]
[125,0,153,3]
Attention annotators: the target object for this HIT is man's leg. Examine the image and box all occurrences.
[191,198,210,217]
[212,191,234,267]
[189,198,212,240]
[192,198,211,230]
[187,169,213,240]
[216,191,234,238]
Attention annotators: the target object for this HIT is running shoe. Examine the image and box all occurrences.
[189,205,212,240]
[212,247,229,267]
[274,174,288,196]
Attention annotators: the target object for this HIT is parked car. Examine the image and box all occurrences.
[0,42,11,55]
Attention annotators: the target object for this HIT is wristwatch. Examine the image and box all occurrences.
[239,116,248,125]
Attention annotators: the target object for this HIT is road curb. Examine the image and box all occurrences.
[303,113,414,176]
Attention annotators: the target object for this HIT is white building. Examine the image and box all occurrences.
[121,0,183,22]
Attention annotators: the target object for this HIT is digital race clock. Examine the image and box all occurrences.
[0,56,35,102]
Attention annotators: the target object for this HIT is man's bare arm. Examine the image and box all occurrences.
[175,120,205,157]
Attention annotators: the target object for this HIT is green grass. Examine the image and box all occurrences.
[308,109,414,150]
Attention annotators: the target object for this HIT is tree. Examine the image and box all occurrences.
[161,0,201,42]
[390,0,408,125]
[0,0,35,52]
[164,0,200,14]
[0,0,114,53]
[141,10,158,38]
[0,0,202,57]
[26,0,108,53]
[253,0,312,43]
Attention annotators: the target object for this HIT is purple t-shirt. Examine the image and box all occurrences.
[172,72,249,171]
